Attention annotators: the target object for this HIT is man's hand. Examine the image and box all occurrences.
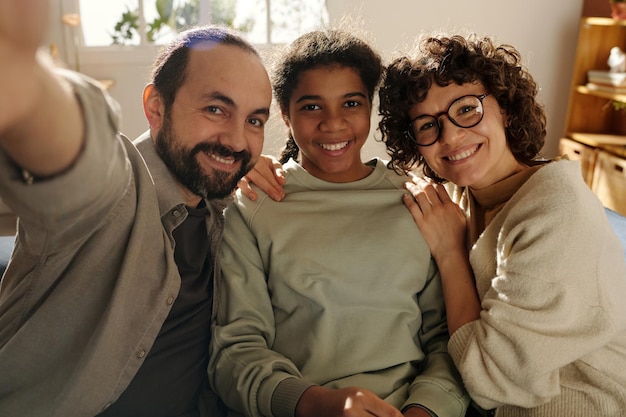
[0,0,48,48]
[0,0,85,178]
[296,386,403,417]
[0,0,50,134]
[238,155,286,201]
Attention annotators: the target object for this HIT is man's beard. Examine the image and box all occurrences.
[154,116,254,200]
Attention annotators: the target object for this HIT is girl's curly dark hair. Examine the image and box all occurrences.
[378,33,546,181]
[272,29,383,164]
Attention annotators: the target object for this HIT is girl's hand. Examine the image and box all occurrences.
[296,386,402,417]
[238,155,286,201]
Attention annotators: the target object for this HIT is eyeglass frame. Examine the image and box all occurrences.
[406,93,490,147]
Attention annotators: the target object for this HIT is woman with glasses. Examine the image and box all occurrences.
[378,33,626,417]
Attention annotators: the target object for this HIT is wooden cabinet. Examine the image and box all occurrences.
[592,150,626,213]
[558,137,597,186]
[559,17,626,216]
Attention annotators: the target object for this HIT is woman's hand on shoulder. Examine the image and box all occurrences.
[237,154,286,201]
[402,176,467,261]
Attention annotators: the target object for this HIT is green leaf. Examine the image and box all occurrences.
[156,0,174,21]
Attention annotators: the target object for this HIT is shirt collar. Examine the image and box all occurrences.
[133,131,234,217]
[134,130,187,217]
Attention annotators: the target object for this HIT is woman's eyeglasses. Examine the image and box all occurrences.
[407,93,490,146]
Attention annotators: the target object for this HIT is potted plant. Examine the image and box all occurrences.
[110,0,251,45]
[610,100,626,135]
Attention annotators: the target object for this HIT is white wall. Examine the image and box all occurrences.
[55,0,584,161]
[325,0,584,160]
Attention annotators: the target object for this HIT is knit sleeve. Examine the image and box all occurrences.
[448,162,626,410]
[208,195,304,417]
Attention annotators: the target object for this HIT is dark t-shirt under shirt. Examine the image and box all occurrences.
[99,202,213,417]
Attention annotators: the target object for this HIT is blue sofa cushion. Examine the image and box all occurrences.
[0,235,14,276]
[606,208,626,261]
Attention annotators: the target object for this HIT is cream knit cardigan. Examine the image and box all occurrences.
[448,159,626,417]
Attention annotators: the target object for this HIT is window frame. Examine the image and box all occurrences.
[59,0,327,68]
[62,0,331,48]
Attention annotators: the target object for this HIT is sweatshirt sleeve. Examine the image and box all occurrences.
[447,165,626,410]
[209,197,311,417]
[403,259,470,417]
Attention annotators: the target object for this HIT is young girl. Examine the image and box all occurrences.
[209,29,468,417]
[378,33,626,417]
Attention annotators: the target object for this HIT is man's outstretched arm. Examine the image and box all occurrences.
[0,0,84,178]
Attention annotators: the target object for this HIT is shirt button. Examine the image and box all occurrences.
[172,209,181,217]
[166,296,175,305]
[137,349,146,358]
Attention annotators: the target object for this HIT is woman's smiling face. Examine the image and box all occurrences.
[408,82,525,189]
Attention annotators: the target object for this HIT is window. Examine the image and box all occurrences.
[71,0,328,47]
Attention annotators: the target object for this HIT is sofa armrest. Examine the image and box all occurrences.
[605,207,626,262]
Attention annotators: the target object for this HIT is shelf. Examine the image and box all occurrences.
[568,133,626,158]
[576,85,626,102]
[569,132,626,146]
[584,17,626,27]
[562,17,626,214]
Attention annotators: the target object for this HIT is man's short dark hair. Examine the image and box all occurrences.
[150,26,259,109]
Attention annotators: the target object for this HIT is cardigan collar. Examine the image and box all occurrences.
[466,163,545,245]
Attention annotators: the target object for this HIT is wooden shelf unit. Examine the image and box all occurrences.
[559,17,626,216]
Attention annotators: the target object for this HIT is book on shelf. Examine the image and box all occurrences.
[586,82,626,94]
[587,70,626,87]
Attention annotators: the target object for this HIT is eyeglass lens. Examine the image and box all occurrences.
[410,94,486,146]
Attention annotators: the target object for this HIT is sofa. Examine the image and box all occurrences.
[606,208,626,260]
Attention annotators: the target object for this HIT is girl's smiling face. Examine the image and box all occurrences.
[284,66,373,183]
[408,82,526,189]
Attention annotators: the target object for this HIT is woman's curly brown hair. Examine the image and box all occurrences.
[378,33,546,181]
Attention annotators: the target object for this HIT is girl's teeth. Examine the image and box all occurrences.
[320,141,349,151]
